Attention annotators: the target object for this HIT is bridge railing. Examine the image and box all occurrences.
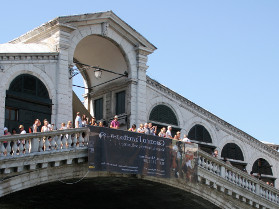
[0,128,89,157]
[198,149,279,206]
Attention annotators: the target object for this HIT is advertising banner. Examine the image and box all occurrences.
[88,126,198,182]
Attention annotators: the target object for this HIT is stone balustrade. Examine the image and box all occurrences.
[198,150,279,208]
[0,128,89,157]
[1,129,279,208]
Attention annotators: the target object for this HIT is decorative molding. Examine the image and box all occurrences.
[0,53,59,61]
[146,76,279,158]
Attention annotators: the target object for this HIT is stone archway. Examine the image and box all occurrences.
[221,143,246,170]
[252,158,275,185]
[72,34,130,127]
[188,124,215,154]
[5,74,52,133]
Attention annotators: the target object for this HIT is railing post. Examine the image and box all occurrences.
[220,165,226,178]
[31,137,39,153]
[255,183,260,195]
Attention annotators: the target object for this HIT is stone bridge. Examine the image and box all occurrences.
[0,128,278,209]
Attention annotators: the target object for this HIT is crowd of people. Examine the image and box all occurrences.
[3,112,193,143]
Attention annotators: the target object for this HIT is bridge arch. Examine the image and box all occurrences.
[0,163,239,209]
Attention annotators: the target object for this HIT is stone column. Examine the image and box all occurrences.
[54,25,76,126]
[131,46,153,126]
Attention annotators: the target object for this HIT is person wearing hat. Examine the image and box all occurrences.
[3,127,11,150]
[4,127,11,136]
[110,115,119,129]
[19,125,26,134]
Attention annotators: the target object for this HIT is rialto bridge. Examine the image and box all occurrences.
[0,11,278,208]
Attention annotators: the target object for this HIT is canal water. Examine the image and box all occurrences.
[0,177,220,209]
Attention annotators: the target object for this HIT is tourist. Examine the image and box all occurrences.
[212,149,218,158]
[90,117,97,126]
[19,125,26,134]
[75,112,82,128]
[67,121,73,129]
[144,123,150,134]
[148,123,157,135]
[98,121,104,127]
[182,135,191,143]
[110,115,119,129]
[3,127,11,149]
[128,124,137,132]
[174,131,181,140]
[60,123,67,130]
[33,119,41,133]
[41,119,52,132]
[137,124,145,133]
[82,114,87,127]
[166,126,173,139]
[11,128,17,135]
[158,127,167,138]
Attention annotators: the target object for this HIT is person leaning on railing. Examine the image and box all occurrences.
[110,115,119,129]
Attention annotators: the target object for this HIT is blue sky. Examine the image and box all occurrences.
[1,0,278,144]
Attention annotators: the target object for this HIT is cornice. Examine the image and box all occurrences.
[0,53,59,62]
[146,76,279,158]
[8,11,156,54]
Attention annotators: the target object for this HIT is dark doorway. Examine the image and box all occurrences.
[5,74,52,134]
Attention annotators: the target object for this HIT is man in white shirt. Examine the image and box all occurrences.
[166,126,173,139]
[19,125,26,134]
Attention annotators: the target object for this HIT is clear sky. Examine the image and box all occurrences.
[1,0,278,144]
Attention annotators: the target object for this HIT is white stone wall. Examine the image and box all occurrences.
[0,57,58,135]
[146,77,279,188]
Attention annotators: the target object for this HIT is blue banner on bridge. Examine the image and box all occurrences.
[88,126,198,181]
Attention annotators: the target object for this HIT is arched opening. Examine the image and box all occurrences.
[148,104,180,136]
[5,74,52,133]
[188,124,215,154]
[252,158,275,185]
[221,143,246,170]
[72,35,129,127]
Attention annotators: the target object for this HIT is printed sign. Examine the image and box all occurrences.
[88,126,198,182]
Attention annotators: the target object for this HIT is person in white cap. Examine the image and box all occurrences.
[3,127,11,149]
[110,115,119,129]
[166,126,173,139]
[4,127,11,136]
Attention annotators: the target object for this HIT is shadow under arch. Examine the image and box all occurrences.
[0,162,224,209]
